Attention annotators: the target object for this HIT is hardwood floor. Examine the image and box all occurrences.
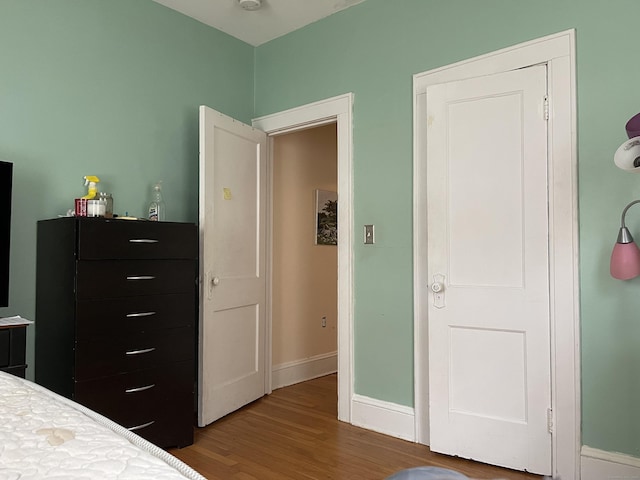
[168,374,542,480]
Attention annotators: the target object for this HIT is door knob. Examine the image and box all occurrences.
[206,273,219,300]
[432,274,446,309]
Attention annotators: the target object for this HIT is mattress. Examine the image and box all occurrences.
[0,371,205,480]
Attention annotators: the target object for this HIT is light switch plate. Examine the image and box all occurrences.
[364,224,375,244]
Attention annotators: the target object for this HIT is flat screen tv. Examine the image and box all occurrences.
[0,161,12,307]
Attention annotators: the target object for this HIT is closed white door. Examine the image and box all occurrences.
[198,106,267,426]
[427,65,552,474]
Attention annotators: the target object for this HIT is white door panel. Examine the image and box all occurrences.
[208,305,259,383]
[198,106,267,427]
[447,93,525,287]
[427,65,552,474]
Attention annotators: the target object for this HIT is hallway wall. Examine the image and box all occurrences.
[272,124,338,383]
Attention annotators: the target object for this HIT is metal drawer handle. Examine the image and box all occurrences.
[125,383,156,394]
[129,239,159,244]
[125,347,156,356]
[126,311,157,318]
[126,275,156,281]
[128,420,155,431]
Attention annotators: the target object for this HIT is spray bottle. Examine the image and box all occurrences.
[148,181,165,221]
[83,176,105,217]
[82,176,100,199]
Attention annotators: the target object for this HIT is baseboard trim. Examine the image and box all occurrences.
[271,352,337,390]
[581,445,640,480]
[351,394,415,442]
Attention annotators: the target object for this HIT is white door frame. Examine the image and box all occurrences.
[413,30,580,479]
[253,93,354,422]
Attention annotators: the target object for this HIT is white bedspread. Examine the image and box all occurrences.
[0,372,205,480]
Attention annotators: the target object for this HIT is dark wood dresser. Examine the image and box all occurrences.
[0,324,27,378]
[35,217,197,448]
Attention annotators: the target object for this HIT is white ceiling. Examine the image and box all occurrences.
[151,0,368,47]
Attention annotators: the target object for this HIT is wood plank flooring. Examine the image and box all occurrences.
[168,374,542,480]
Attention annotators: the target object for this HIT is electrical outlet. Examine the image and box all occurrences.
[322,316,327,328]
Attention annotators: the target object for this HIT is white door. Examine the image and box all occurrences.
[198,106,267,427]
[427,65,552,474]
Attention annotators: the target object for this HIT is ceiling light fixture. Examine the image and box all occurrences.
[237,0,262,11]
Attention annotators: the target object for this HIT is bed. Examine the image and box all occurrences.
[0,371,205,479]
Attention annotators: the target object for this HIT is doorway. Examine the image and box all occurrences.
[270,124,339,390]
[253,92,354,423]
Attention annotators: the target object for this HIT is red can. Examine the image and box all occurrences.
[74,198,88,217]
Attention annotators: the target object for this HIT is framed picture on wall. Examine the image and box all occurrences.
[315,189,337,245]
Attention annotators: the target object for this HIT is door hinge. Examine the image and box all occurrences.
[543,95,550,121]
[547,407,554,434]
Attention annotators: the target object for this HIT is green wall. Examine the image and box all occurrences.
[2,0,640,461]
[0,0,254,377]
[254,0,640,458]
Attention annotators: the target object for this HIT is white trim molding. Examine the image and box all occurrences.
[352,394,415,442]
[581,446,640,480]
[413,29,579,480]
[253,93,354,423]
[271,352,337,390]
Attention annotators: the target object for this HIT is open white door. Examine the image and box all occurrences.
[198,106,267,427]
[427,65,552,474]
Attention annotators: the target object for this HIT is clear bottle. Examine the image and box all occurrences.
[99,192,113,218]
[148,182,165,221]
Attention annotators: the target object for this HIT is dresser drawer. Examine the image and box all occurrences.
[130,413,194,448]
[76,293,195,339]
[76,259,196,299]
[77,219,197,260]
[75,362,194,447]
[74,327,194,380]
